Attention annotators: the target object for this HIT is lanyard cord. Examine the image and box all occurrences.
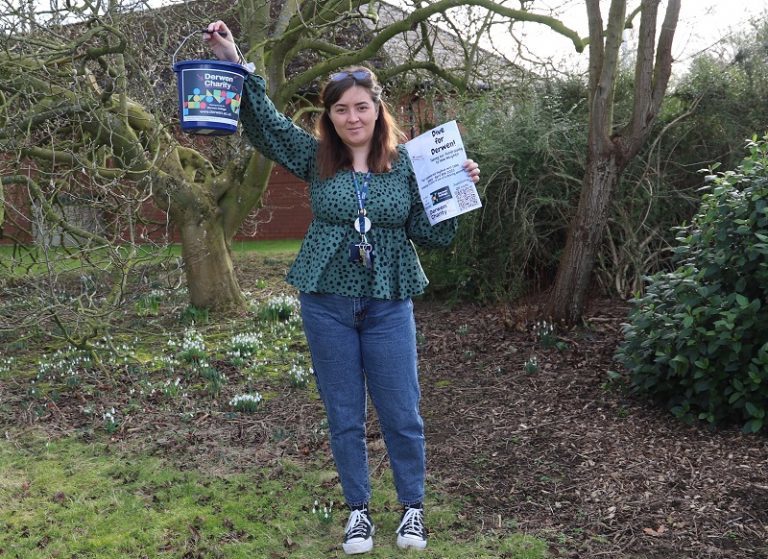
[352,171,372,239]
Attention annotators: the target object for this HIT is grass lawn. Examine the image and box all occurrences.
[0,240,303,281]
[0,248,548,558]
[0,435,546,558]
[231,239,302,254]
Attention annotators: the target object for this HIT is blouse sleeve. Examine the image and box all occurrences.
[403,148,458,248]
[239,74,317,182]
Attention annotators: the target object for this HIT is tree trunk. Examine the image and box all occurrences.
[545,1,679,325]
[178,218,246,312]
[547,151,622,324]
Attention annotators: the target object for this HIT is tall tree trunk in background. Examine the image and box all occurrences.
[547,0,681,324]
[549,150,623,324]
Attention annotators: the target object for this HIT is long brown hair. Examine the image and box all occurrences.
[315,66,405,178]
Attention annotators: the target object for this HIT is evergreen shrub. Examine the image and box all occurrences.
[617,135,768,432]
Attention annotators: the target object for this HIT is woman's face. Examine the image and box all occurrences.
[328,85,379,150]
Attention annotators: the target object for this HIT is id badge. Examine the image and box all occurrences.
[348,242,361,263]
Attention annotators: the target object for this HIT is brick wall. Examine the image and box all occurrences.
[1,174,33,244]
[0,164,311,245]
[239,165,311,241]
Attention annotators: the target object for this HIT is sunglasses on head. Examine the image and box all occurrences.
[329,69,372,82]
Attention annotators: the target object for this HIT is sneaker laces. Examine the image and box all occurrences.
[396,507,425,538]
[344,509,372,542]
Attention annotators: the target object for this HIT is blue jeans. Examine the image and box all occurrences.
[299,292,425,507]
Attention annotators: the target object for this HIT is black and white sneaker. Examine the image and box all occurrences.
[342,507,375,555]
[396,505,427,550]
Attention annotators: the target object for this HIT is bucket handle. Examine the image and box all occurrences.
[172,30,248,68]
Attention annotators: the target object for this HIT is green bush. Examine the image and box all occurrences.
[420,82,586,301]
[617,135,768,433]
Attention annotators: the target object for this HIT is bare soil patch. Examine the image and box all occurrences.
[415,298,768,559]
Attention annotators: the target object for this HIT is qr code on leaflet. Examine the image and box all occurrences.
[455,185,480,211]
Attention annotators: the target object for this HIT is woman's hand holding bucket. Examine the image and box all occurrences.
[202,21,238,63]
[174,21,249,135]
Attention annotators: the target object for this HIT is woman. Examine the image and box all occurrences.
[204,21,480,555]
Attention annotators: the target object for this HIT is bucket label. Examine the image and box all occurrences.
[180,67,244,124]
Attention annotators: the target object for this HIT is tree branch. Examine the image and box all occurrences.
[651,0,680,113]
[627,0,658,140]
[587,0,626,147]
[13,173,114,248]
[276,0,585,105]
[586,0,604,97]
[378,61,468,91]
[623,0,680,157]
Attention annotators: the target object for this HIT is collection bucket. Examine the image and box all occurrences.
[172,32,249,135]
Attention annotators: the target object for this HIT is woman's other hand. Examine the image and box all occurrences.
[463,159,480,184]
[202,21,238,63]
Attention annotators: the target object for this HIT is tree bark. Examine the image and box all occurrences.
[178,217,246,312]
[548,150,622,324]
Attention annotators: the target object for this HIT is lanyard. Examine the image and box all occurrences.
[352,171,372,238]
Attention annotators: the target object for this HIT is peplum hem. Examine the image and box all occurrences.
[286,221,429,300]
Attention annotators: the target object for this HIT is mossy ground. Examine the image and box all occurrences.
[0,435,546,558]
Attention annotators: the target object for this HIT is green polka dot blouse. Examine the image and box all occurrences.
[240,74,458,300]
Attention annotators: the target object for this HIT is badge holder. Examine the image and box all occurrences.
[348,172,375,271]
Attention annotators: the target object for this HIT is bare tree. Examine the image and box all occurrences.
[546,0,681,324]
[1,0,586,314]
